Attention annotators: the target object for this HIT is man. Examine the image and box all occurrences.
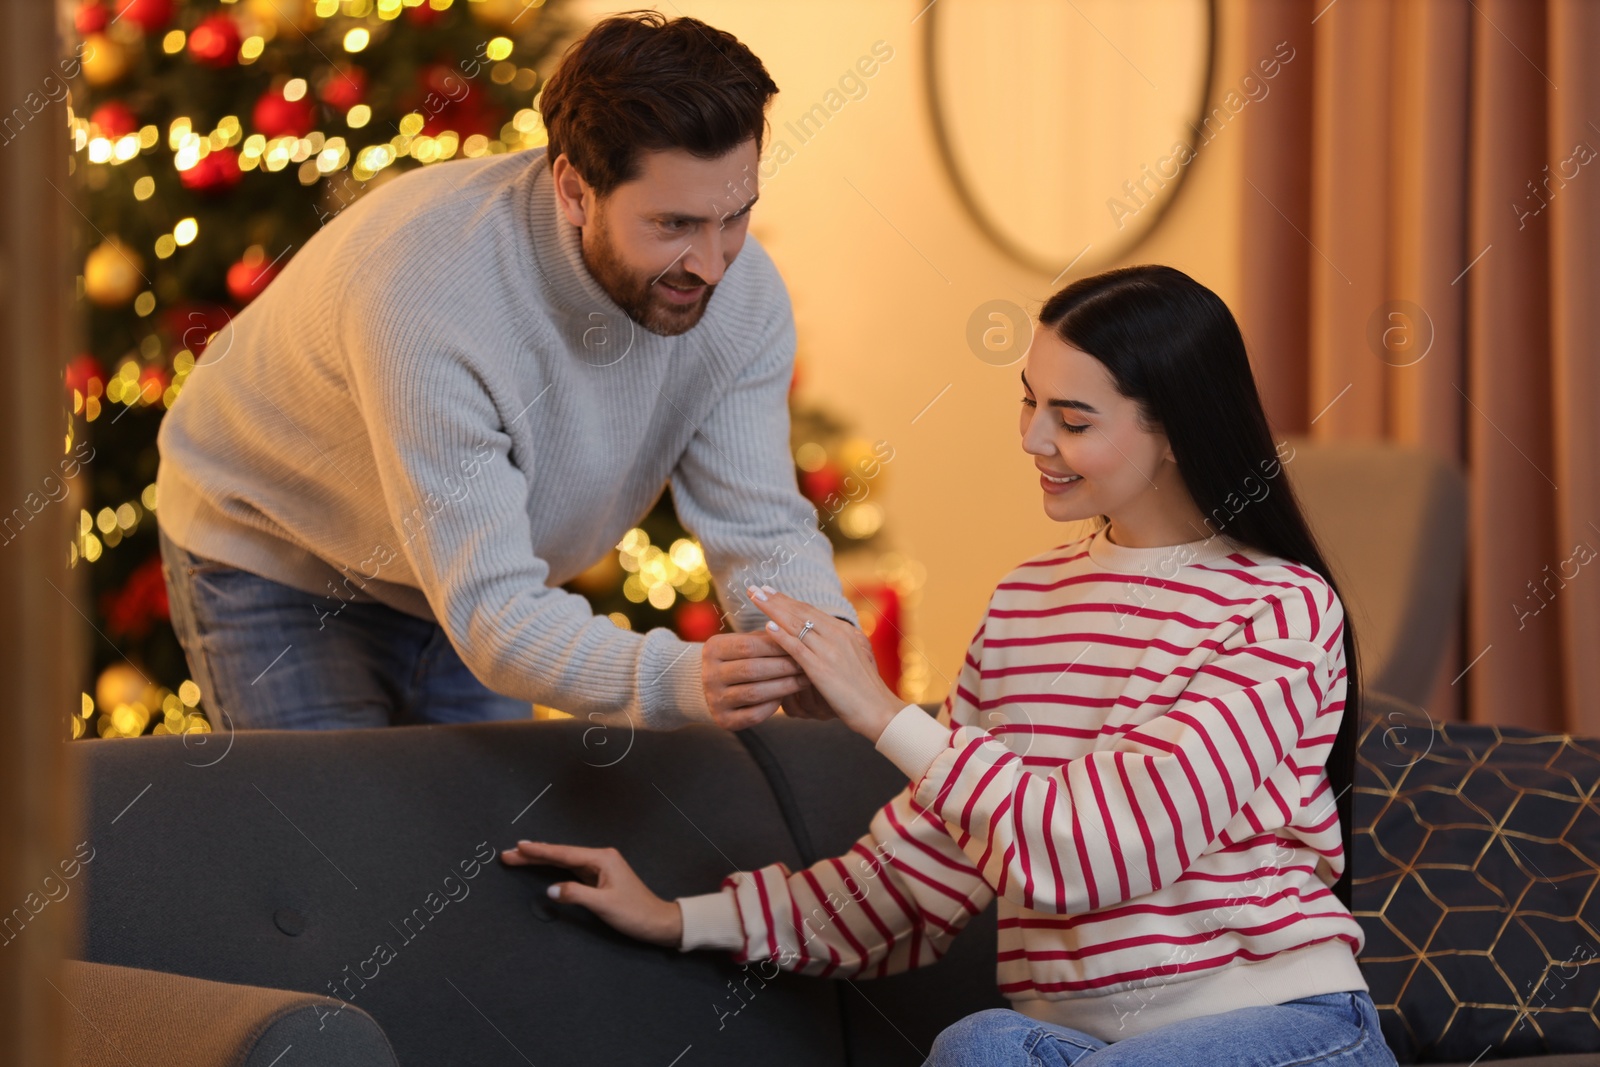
[155,12,857,731]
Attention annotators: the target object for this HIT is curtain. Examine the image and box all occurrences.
[1236,0,1600,733]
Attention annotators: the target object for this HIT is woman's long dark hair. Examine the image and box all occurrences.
[1038,264,1362,909]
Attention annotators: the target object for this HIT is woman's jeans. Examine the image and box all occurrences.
[927,990,1397,1066]
[159,529,530,730]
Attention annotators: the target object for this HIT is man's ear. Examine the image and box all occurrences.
[550,154,591,228]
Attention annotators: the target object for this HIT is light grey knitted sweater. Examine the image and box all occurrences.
[155,147,858,729]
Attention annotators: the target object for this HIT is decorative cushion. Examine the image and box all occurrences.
[1354,694,1600,1063]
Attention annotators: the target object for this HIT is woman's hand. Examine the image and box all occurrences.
[744,584,907,742]
[499,840,683,948]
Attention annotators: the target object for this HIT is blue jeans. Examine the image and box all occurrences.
[927,991,1397,1066]
[159,529,530,730]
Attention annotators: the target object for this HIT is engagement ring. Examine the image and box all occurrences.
[797,619,816,642]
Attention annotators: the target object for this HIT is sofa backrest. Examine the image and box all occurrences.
[83,688,1589,1066]
[738,716,1009,1061]
[72,714,1001,1067]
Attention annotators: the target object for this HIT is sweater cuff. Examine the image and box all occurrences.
[676,889,745,953]
[639,631,713,728]
[874,704,952,782]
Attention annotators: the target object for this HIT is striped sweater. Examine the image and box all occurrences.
[677,522,1367,1040]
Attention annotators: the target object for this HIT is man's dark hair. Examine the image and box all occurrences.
[538,11,778,197]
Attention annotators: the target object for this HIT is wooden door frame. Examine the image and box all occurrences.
[1,1,84,1063]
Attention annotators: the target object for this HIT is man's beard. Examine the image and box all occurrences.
[582,214,716,337]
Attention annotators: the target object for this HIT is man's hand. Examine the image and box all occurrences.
[702,631,811,730]
[780,684,840,721]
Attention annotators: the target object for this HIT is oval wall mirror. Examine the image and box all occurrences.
[924,0,1217,277]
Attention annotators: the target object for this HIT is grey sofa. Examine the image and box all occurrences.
[67,692,1597,1066]
[69,704,1003,1066]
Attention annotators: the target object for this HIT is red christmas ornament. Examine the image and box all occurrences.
[114,0,173,33]
[252,88,316,139]
[674,600,725,644]
[318,65,367,111]
[178,146,242,194]
[74,1,110,36]
[101,555,170,640]
[226,255,281,304]
[405,2,444,26]
[422,63,465,98]
[66,353,107,396]
[90,100,139,138]
[800,464,845,505]
[187,12,241,68]
[417,63,499,138]
[422,98,498,138]
[163,303,234,357]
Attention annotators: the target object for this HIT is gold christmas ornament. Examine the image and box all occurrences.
[839,436,888,484]
[244,0,318,35]
[568,552,623,595]
[80,33,131,87]
[95,661,151,714]
[84,238,145,307]
[468,0,541,30]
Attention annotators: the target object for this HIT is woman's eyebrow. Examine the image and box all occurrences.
[1020,370,1100,415]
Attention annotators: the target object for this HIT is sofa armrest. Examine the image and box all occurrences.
[65,960,398,1067]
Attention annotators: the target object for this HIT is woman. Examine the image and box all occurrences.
[501,265,1396,1065]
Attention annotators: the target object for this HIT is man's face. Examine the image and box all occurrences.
[560,139,760,336]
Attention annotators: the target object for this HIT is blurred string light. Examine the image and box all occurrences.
[67,16,553,192]
[66,104,551,174]
[71,358,192,433]
[615,528,711,612]
[70,482,158,567]
[79,670,209,740]
[72,351,195,424]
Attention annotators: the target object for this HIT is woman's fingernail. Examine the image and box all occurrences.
[547,884,561,900]
[760,584,776,594]
[766,620,779,632]
[747,585,768,602]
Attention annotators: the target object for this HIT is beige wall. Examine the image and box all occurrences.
[579,0,1250,702]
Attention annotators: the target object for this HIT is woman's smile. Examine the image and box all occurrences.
[1037,466,1084,494]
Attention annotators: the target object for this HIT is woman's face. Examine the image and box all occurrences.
[1018,325,1183,535]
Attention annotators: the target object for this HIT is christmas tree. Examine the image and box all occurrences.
[66,0,924,739]
[562,361,927,705]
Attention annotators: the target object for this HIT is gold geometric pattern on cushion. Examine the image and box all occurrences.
[1354,705,1600,1063]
